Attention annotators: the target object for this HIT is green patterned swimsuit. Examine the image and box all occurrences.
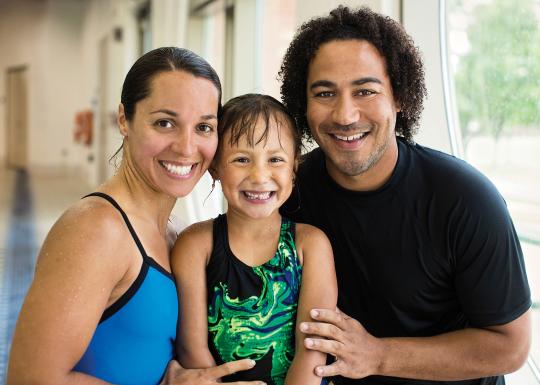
[206,214,302,385]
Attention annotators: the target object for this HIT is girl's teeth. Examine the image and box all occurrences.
[162,162,192,176]
[245,191,271,200]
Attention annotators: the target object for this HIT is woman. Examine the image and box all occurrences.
[7,47,261,385]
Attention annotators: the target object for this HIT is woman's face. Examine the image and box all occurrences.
[119,70,219,198]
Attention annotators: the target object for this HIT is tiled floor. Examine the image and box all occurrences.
[0,166,538,384]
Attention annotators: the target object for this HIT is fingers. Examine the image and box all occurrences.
[313,361,343,378]
[300,319,342,340]
[312,308,351,325]
[207,359,256,379]
[304,337,342,356]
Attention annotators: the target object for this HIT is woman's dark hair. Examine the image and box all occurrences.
[121,47,222,121]
[279,6,426,143]
[216,93,301,161]
[111,47,221,165]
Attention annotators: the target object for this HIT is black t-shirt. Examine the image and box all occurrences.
[281,138,531,385]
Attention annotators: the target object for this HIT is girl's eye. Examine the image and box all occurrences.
[197,123,214,133]
[155,120,173,128]
[270,157,284,163]
[233,157,249,164]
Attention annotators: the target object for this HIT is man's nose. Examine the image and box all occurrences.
[332,95,359,126]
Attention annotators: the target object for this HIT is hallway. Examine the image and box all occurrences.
[0,167,90,382]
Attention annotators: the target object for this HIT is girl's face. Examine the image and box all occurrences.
[119,70,219,198]
[213,114,297,220]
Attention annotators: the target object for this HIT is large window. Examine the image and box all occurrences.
[445,0,540,372]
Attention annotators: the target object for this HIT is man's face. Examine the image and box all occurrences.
[306,39,400,190]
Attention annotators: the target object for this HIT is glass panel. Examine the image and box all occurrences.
[446,0,540,370]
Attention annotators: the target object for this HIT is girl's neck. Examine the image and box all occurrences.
[225,209,282,236]
[225,209,282,266]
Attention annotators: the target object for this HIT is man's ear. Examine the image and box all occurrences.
[118,103,129,137]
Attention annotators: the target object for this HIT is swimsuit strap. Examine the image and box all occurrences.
[83,192,148,259]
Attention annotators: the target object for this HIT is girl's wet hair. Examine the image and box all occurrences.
[216,94,301,160]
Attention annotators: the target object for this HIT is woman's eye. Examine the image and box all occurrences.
[233,157,249,164]
[155,120,173,128]
[270,157,284,163]
[198,123,213,133]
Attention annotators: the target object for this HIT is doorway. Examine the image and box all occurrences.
[6,66,28,170]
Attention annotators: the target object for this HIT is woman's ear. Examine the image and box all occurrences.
[118,103,129,137]
[208,164,219,181]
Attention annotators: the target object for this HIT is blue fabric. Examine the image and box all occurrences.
[74,266,177,385]
[73,192,178,385]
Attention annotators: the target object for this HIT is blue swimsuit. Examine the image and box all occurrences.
[73,192,178,385]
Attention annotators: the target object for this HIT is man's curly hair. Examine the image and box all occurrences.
[279,6,426,143]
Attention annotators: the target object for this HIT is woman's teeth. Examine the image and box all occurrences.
[161,161,192,176]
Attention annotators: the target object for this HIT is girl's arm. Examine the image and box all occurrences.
[171,221,216,369]
[285,224,338,385]
[7,202,132,385]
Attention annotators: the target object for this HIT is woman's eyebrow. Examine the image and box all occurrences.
[150,109,177,116]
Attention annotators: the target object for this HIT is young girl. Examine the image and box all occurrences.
[172,94,337,385]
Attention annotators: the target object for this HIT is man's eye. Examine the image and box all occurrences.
[234,157,249,163]
[315,91,334,98]
[270,157,284,163]
[357,89,375,96]
[197,123,214,133]
[155,120,173,128]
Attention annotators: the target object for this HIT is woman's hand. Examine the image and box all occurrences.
[160,359,266,385]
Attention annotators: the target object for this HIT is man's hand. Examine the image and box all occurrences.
[160,359,266,385]
[299,308,383,379]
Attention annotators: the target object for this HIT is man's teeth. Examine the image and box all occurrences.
[162,162,192,176]
[244,191,271,200]
[334,132,367,142]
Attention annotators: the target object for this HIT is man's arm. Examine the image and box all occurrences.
[300,307,531,381]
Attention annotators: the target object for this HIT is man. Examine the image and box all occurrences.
[279,6,531,385]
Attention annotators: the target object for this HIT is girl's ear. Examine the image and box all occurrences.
[118,103,129,137]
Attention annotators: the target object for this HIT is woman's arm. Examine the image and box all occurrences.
[285,224,338,385]
[171,221,216,369]
[7,202,132,385]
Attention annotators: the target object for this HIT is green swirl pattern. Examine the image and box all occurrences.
[208,219,302,385]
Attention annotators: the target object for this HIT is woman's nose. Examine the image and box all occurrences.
[171,130,195,157]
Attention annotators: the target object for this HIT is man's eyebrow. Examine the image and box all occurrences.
[309,80,335,90]
[352,77,382,86]
[309,77,383,90]
[201,114,217,121]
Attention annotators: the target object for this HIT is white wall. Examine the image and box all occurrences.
[0,0,143,186]
[403,0,452,153]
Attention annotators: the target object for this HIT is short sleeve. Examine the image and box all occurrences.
[450,171,531,327]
